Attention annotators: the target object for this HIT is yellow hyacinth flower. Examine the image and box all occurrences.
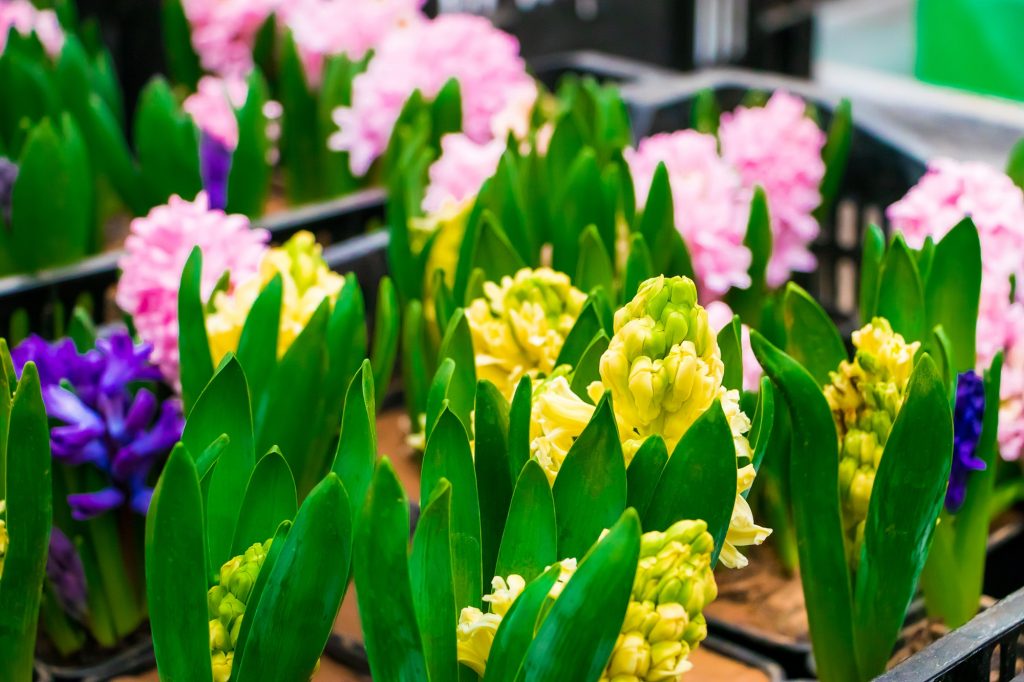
[824,317,919,563]
[529,374,596,484]
[207,539,272,681]
[410,199,472,295]
[206,231,345,365]
[456,523,716,681]
[466,267,588,399]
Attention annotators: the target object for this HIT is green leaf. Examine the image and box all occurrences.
[783,282,847,386]
[692,88,721,134]
[323,274,370,434]
[747,378,776,475]
[181,355,255,572]
[496,460,558,582]
[430,78,463,147]
[575,224,615,295]
[235,274,282,413]
[853,355,952,679]
[67,306,98,352]
[623,232,654,303]
[475,380,514,581]
[161,0,201,89]
[1008,136,1024,191]
[229,520,290,678]
[568,331,609,404]
[355,459,428,680]
[924,218,981,372]
[750,331,858,682]
[815,99,852,222]
[332,360,377,525]
[256,300,329,499]
[508,376,532,480]
[643,401,737,566]
[555,299,605,368]
[425,358,455,439]
[134,77,201,207]
[410,480,458,682]
[437,308,477,429]
[371,277,400,407]
[518,510,640,682]
[718,315,744,392]
[483,565,561,682]
[552,393,627,558]
[876,234,926,343]
[0,364,52,678]
[234,474,352,680]
[231,450,297,556]
[278,30,323,202]
[144,444,212,682]
[552,149,613,274]
[728,186,773,324]
[422,408,482,611]
[635,162,676,274]
[859,224,885,323]
[178,247,215,414]
[402,299,432,422]
[626,436,668,521]
[473,211,528,283]
[227,69,271,217]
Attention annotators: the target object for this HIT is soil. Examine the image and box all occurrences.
[886,616,948,671]
[704,542,810,646]
[689,646,771,682]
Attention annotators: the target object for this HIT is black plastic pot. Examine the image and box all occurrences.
[324,632,787,681]
[34,635,155,682]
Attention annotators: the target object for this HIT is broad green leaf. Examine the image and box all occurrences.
[1008,136,1024,191]
[473,211,527,284]
[332,360,377,525]
[410,481,458,682]
[853,355,952,679]
[181,355,255,572]
[256,300,329,499]
[78,92,146,215]
[552,149,613,274]
[67,306,97,352]
[623,233,654,303]
[161,0,201,89]
[496,460,557,582]
[0,365,52,678]
[555,299,605,368]
[323,274,369,437]
[859,224,885,323]
[575,224,615,295]
[728,186,772,324]
[635,162,676,274]
[626,436,668,521]
[235,474,352,680]
[483,565,561,682]
[552,393,626,558]
[748,378,776,474]
[144,445,212,682]
[751,331,858,682]
[355,460,428,680]
[230,450,297,556]
[402,300,432,422]
[134,77,201,207]
[318,55,361,198]
[278,30,323,202]
[518,510,640,682]
[425,358,455,439]
[568,331,609,404]
[371,277,400,407]
[227,69,271,216]
[508,376,532,480]
[783,283,847,386]
[643,401,736,566]
[178,247,215,414]
[815,99,852,222]
[430,78,462,147]
[422,408,482,611]
[876,234,926,343]
[924,218,981,372]
[475,380,514,580]
[692,88,721,134]
[235,274,282,413]
[718,315,744,392]
[437,309,477,429]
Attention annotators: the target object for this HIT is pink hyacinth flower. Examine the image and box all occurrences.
[329,13,533,177]
[281,0,424,88]
[719,91,826,288]
[182,0,278,77]
[626,130,753,300]
[183,76,248,151]
[116,192,269,386]
[0,0,64,58]
[888,158,1024,459]
[422,133,505,214]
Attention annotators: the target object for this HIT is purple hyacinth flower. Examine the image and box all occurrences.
[946,371,987,513]
[0,157,17,227]
[200,132,233,211]
[46,528,88,622]
[12,329,183,521]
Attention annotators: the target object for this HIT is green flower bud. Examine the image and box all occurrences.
[466,267,588,400]
[207,539,273,680]
[824,318,918,566]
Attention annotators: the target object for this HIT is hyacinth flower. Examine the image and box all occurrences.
[0,343,53,679]
[456,519,717,680]
[11,328,183,655]
[145,402,353,681]
[177,239,399,499]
